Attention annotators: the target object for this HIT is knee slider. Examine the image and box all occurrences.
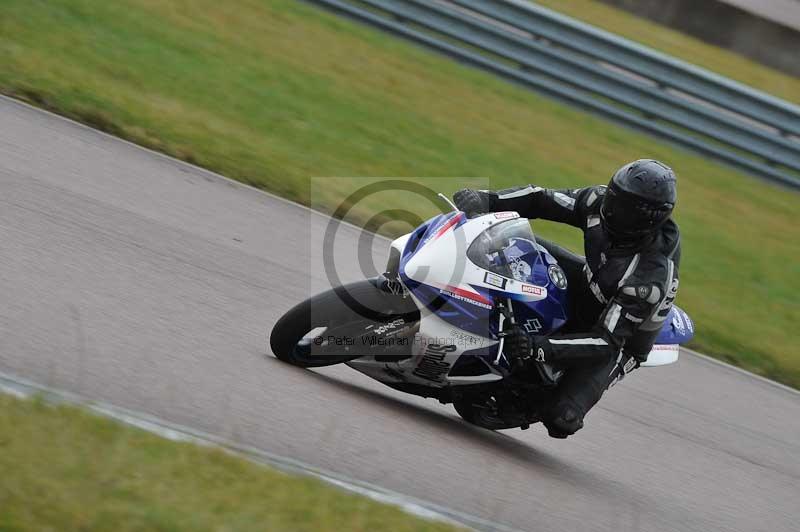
[545,400,585,438]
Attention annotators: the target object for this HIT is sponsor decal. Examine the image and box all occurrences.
[483,271,507,289]
[671,312,686,335]
[652,344,678,350]
[448,329,487,348]
[371,318,405,336]
[510,256,532,282]
[547,264,568,289]
[413,344,456,382]
[521,284,544,296]
[522,318,542,334]
[623,357,638,374]
[535,347,546,362]
[439,286,493,309]
[494,211,518,220]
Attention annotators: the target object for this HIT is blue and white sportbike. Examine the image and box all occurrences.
[270,206,694,430]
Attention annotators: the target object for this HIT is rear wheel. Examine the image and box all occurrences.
[269,279,418,368]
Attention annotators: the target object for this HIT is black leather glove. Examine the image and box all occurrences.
[502,325,545,370]
[453,188,493,218]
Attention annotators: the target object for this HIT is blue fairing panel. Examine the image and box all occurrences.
[656,306,695,345]
[404,280,495,337]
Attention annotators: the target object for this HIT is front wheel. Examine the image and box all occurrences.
[269,279,418,368]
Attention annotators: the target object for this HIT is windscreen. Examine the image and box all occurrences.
[467,219,539,283]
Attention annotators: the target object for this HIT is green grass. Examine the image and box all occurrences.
[0,0,797,387]
[0,393,460,532]
[533,0,800,105]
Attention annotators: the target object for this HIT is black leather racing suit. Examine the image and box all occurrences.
[483,184,681,433]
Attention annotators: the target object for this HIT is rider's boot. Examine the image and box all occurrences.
[543,399,585,438]
[541,350,629,438]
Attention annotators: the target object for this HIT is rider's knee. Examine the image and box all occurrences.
[544,400,585,439]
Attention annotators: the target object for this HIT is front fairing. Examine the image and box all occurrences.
[399,212,570,339]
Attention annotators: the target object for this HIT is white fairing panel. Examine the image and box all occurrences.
[403,213,548,304]
[344,306,502,387]
[390,233,412,257]
[640,344,680,367]
[408,294,502,386]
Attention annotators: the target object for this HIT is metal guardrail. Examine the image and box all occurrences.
[306,0,800,189]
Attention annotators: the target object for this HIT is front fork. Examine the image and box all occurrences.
[494,297,561,388]
[493,298,517,366]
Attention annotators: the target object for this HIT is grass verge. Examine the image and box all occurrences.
[0,0,797,387]
[0,393,459,532]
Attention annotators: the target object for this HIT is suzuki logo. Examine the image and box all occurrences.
[522,318,542,333]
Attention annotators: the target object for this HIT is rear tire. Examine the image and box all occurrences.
[269,280,417,368]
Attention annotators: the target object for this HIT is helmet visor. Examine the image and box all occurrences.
[601,186,673,239]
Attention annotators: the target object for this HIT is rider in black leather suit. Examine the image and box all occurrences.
[454,159,681,438]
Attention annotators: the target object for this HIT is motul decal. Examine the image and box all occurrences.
[521,285,544,296]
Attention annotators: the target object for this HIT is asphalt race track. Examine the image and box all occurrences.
[1,96,798,531]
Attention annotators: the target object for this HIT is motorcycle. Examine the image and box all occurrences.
[269,205,694,430]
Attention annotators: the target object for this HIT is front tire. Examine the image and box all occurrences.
[269,280,417,368]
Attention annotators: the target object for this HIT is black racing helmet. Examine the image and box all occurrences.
[600,159,677,242]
